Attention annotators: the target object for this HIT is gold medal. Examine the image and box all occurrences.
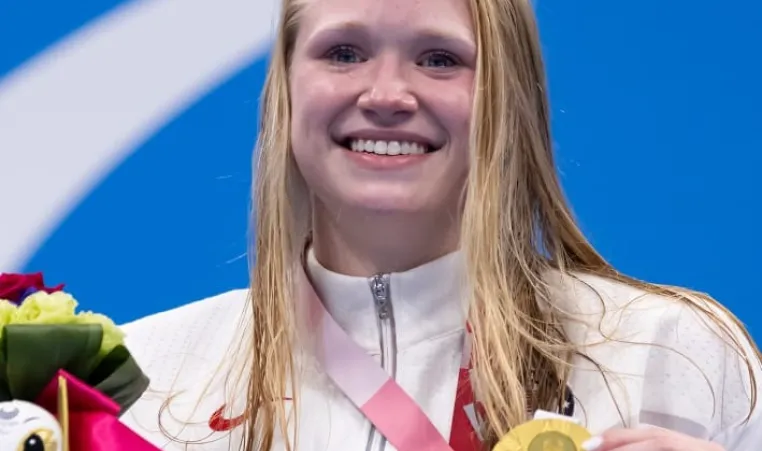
[492,419,592,451]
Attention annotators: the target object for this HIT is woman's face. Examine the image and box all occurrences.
[289,0,475,216]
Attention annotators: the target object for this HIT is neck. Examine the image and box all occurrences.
[311,200,461,276]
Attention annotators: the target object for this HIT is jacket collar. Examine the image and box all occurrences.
[305,248,468,352]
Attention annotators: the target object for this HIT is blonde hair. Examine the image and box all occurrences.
[240,0,761,449]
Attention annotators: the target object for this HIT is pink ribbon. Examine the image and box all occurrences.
[35,370,159,451]
[298,268,470,451]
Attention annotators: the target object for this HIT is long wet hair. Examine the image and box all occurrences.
[238,0,761,449]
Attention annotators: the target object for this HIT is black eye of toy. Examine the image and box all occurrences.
[18,428,56,451]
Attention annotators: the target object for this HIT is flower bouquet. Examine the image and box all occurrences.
[0,272,158,450]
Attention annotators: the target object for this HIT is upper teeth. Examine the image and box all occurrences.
[349,139,427,155]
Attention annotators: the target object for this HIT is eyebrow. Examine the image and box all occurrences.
[305,21,370,44]
[306,20,476,55]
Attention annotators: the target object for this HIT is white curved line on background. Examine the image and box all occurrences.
[0,0,279,271]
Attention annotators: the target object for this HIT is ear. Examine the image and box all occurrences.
[56,375,70,451]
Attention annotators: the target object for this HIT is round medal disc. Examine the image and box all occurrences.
[492,419,592,451]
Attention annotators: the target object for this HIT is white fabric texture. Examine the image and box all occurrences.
[120,250,762,450]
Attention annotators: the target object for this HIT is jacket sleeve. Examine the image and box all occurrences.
[709,313,762,450]
[712,414,762,450]
[641,301,762,449]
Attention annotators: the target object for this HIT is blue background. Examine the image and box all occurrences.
[2,1,760,333]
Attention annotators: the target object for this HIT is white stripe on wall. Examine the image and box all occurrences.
[0,0,278,271]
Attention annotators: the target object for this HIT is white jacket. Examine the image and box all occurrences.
[120,251,762,450]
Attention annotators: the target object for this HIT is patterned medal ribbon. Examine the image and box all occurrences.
[298,268,481,451]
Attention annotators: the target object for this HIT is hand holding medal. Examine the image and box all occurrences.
[492,411,726,451]
[577,426,726,451]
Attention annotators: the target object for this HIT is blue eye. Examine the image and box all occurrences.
[419,51,459,68]
[326,45,365,64]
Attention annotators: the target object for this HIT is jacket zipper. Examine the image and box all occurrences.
[365,274,396,451]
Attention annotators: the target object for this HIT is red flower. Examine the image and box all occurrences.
[0,272,64,304]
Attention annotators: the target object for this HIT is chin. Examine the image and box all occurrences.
[341,192,438,215]
[308,173,461,218]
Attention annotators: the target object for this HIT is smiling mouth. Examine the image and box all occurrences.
[339,138,440,156]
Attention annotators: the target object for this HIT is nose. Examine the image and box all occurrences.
[357,57,418,124]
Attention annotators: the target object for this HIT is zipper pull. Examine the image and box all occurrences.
[370,274,391,319]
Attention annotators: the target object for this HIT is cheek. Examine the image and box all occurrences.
[438,84,473,178]
[449,84,474,139]
[289,86,320,165]
[289,76,313,137]
[421,76,474,143]
[290,65,346,117]
[289,73,345,150]
[289,73,336,189]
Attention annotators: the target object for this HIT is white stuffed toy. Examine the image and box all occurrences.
[0,400,62,451]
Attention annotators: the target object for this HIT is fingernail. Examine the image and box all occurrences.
[581,436,603,451]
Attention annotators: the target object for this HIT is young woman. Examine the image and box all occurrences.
[120,0,762,450]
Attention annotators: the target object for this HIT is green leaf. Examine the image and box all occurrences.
[0,324,151,413]
[90,346,150,415]
[0,378,10,402]
[0,350,9,401]
[1,324,102,401]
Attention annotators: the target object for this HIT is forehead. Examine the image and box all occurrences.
[297,0,474,43]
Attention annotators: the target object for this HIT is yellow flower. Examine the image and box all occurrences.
[9,291,124,356]
[13,291,78,324]
[75,311,125,355]
[0,300,18,328]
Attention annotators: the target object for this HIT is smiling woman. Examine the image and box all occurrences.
[116,0,762,450]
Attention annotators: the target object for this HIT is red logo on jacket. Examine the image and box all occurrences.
[209,398,293,432]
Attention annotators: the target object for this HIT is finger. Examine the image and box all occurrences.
[604,437,724,451]
[582,428,721,451]
[603,440,661,451]
[582,428,668,451]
